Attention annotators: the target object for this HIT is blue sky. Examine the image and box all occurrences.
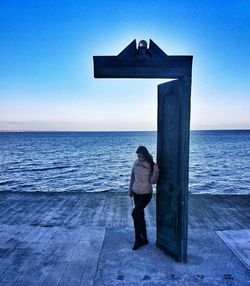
[0,0,249,131]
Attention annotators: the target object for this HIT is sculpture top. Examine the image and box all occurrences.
[93,39,193,78]
[138,40,147,49]
[136,40,151,60]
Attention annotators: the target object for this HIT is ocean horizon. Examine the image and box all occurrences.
[1,130,249,195]
[1,129,249,132]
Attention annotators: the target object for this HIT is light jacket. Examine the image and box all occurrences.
[129,159,159,195]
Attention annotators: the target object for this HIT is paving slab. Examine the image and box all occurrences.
[95,227,250,286]
[216,229,250,270]
[0,225,105,286]
[0,192,249,285]
[0,192,249,230]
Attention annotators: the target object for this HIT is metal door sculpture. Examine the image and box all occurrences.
[93,39,192,261]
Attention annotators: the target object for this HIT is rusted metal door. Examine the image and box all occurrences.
[157,79,190,262]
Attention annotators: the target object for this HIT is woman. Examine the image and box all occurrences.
[128,146,160,250]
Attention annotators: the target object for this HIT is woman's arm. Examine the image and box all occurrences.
[128,167,135,197]
[151,164,160,184]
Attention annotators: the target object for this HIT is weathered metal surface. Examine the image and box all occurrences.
[157,79,190,262]
[93,39,192,261]
[93,39,192,79]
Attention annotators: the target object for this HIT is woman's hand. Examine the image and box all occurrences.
[153,163,160,172]
[151,164,160,184]
[128,190,133,197]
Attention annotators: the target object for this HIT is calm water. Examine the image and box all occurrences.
[0,131,249,194]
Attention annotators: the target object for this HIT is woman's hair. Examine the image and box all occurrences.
[136,146,155,169]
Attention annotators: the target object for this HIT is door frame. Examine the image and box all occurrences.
[93,39,192,262]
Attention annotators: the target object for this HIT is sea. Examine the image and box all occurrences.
[0,130,249,194]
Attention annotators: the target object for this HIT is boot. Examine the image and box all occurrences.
[132,239,143,250]
[140,236,149,245]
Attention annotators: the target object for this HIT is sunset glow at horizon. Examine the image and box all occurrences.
[1,1,250,131]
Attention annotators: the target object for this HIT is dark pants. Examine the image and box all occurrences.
[132,192,152,240]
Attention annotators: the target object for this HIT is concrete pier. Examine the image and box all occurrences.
[0,192,249,285]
